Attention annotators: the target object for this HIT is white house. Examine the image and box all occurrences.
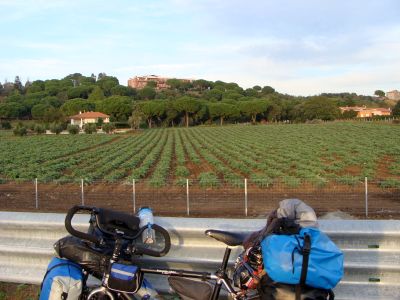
[70,111,110,129]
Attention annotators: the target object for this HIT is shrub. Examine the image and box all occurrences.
[0,121,12,130]
[175,166,190,177]
[13,124,27,136]
[102,123,116,134]
[83,123,97,134]
[250,174,273,188]
[174,178,187,186]
[67,124,80,134]
[34,124,46,134]
[379,179,400,189]
[49,123,63,134]
[198,172,219,188]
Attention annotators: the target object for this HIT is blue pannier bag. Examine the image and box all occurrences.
[261,227,343,290]
[40,257,83,300]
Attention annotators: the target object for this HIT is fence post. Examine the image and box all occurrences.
[81,179,85,206]
[35,178,38,209]
[244,178,248,217]
[132,179,136,214]
[365,177,368,218]
[186,179,190,216]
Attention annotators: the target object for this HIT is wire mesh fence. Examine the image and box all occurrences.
[0,178,399,218]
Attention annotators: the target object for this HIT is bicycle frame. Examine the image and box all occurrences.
[142,246,247,300]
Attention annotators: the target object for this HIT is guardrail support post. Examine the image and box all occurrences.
[186,179,190,216]
[365,177,368,218]
[35,178,38,209]
[244,178,248,217]
[133,179,136,214]
[81,179,84,206]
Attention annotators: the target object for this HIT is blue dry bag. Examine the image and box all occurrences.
[261,227,343,290]
[40,257,83,300]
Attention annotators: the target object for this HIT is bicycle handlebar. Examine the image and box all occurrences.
[64,205,171,257]
[65,205,101,245]
[134,224,171,257]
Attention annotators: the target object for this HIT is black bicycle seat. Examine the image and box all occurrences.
[205,229,247,246]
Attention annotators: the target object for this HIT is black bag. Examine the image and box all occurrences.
[104,262,143,294]
[54,235,109,279]
[168,277,213,300]
[257,275,333,300]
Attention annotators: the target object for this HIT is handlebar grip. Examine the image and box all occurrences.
[65,205,101,245]
[135,224,171,257]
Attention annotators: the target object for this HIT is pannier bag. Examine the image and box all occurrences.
[104,262,143,294]
[261,227,343,290]
[40,257,83,300]
[54,235,109,278]
[168,277,213,300]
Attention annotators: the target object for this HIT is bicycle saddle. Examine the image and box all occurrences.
[205,229,247,246]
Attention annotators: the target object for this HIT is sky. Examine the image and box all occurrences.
[0,0,399,96]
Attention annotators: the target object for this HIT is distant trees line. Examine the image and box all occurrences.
[0,73,398,129]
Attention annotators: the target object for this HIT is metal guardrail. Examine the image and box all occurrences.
[0,212,399,300]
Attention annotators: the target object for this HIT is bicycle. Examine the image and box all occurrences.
[52,205,252,300]
[54,205,171,299]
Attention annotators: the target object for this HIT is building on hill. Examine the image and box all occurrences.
[386,90,400,101]
[70,111,110,129]
[127,75,192,90]
[340,106,391,118]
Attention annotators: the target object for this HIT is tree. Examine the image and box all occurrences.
[128,105,144,129]
[393,101,400,117]
[173,96,201,127]
[244,88,259,97]
[110,85,134,96]
[31,103,53,120]
[193,79,212,91]
[67,85,94,99]
[374,90,385,97]
[43,96,63,108]
[164,101,180,126]
[239,99,270,123]
[14,76,23,93]
[61,98,95,116]
[98,72,107,80]
[137,86,156,100]
[88,86,105,101]
[341,110,358,119]
[0,102,26,119]
[262,86,275,95]
[95,96,133,121]
[204,89,223,101]
[140,101,165,128]
[253,85,262,91]
[302,96,340,121]
[43,107,65,123]
[166,79,181,90]
[96,76,119,96]
[208,102,239,125]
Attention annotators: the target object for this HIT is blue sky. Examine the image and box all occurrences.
[0,0,399,96]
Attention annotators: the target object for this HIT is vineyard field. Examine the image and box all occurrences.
[1,122,400,188]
